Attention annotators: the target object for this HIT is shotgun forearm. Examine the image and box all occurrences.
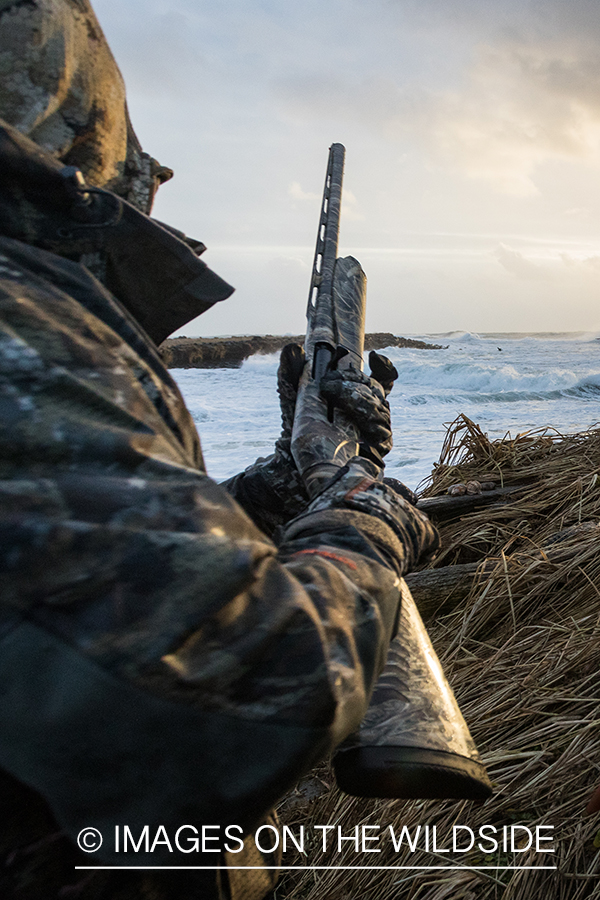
[292,256,367,496]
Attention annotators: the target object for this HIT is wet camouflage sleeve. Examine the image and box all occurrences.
[223,451,309,538]
[0,235,418,866]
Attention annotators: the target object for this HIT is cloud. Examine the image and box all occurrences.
[99,0,600,201]
[90,0,600,339]
[288,182,363,221]
[94,8,206,96]
[288,182,320,202]
[494,243,546,278]
[422,40,600,194]
[561,252,600,273]
[276,28,600,195]
[560,252,577,267]
[341,189,364,222]
[379,0,600,46]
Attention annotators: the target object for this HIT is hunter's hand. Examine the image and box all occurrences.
[222,343,308,537]
[274,343,306,459]
[319,351,398,466]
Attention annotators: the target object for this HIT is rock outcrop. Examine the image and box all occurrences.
[160,333,445,368]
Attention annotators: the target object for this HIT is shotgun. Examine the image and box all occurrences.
[292,144,492,800]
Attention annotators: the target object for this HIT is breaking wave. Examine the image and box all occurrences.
[175,332,600,489]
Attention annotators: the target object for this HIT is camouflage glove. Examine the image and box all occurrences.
[320,350,398,467]
[223,343,309,538]
[225,347,406,539]
[286,456,440,576]
[319,351,419,504]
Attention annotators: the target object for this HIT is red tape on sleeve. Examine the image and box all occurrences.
[290,549,358,570]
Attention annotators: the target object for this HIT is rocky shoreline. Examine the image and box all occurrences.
[160,333,445,368]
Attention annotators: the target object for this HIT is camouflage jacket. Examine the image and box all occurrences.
[0,229,419,869]
[0,2,440,895]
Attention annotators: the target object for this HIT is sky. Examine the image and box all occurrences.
[92,0,600,337]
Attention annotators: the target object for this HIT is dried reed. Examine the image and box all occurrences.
[277,416,600,900]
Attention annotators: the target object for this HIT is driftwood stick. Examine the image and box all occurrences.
[405,562,493,619]
[416,485,526,522]
[406,521,600,621]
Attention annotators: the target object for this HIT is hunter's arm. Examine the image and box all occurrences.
[0,236,435,861]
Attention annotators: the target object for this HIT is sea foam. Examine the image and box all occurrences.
[173,333,600,491]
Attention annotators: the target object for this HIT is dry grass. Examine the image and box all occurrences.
[277,416,600,900]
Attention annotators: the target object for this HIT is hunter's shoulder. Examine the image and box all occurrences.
[0,236,204,474]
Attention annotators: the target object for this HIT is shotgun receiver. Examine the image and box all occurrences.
[292,144,493,801]
[290,143,370,497]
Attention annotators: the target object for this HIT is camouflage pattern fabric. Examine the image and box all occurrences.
[320,364,394,459]
[0,118,234,345]
[0,0,172,212]
[224,343,309,538]
[0,764,280,900]
[0,233,438,895]
[225,346,403,538]
[284,458,440,579]
[0,4,441,896]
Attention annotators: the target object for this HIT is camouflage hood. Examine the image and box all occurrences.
[0,0,171,214]
[0,120,235,344]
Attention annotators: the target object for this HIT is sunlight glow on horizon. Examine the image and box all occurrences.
[92,0,600,336]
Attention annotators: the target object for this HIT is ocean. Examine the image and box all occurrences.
[171,332,600,493]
